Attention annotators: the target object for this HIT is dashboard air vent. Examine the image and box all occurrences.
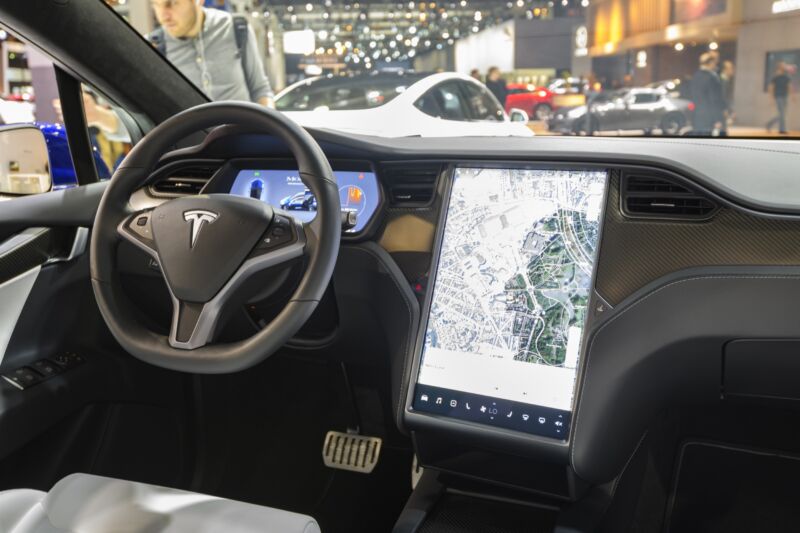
[622,174,718,220]
[150,164,220,197]
[390,184,435,205]
[383,163,442,206]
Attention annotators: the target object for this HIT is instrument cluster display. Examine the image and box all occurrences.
[230,169,380,233]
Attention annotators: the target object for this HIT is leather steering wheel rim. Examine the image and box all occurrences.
[90,101,340,373]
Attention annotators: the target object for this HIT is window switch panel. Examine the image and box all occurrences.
[2,367,44,390]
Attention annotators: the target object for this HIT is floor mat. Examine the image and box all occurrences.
[312,445,413,532]
[666,442,800,533]
[193,353,412,533]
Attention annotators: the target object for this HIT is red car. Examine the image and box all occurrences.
[504,83,555,121]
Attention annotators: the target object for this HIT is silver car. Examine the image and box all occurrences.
[548,88,694,135]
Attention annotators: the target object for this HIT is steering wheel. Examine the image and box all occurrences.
[90,102,340,373]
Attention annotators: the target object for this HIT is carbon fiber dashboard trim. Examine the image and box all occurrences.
[0,227,76,285]
[595,171,800,306]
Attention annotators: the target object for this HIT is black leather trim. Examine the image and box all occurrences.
[572,266,800,484]
[297,133,800,216]
[337,242,420,433]
[0,183,107,241]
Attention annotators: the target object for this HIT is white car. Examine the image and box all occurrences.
[0,97,35,125]
[275,71,533,137]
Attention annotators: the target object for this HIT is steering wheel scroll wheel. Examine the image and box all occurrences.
[90,102,340,374]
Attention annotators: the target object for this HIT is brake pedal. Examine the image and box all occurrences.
[322,431,382,474]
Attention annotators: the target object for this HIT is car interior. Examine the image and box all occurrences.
[3,2,800,533]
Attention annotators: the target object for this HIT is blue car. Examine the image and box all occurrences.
[279,189,317,211]
[8,122,112,191]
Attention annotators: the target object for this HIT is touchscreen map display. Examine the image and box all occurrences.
[229,169,379,233]
[412,168,607,439]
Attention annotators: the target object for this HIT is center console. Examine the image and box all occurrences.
[402,165,608,497]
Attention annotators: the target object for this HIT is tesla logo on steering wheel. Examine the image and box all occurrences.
[183,210,219,248]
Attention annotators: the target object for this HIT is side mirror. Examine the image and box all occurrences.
[509,108,529,123]
[0,126,51,196]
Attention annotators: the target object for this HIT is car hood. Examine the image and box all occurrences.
[280,109,534,138]
[281,109,400,137]
[552,105,586,118]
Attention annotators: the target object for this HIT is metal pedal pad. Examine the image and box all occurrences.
[322,430,382,474]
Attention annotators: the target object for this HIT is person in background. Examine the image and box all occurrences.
[579,75,597,97]
[708,50,721,70]
[470,68,481,82]
[690,52,725,136]
[149,0,274,106]
[485,67,508,107]
[720,60,735,135]
[767,62,792,134]
[52,91,130,170]
[622,74,633,88]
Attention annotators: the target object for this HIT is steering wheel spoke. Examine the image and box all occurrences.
[246,212,306,265]
[169,299,212,349]
[166,213,307,350]
[118,209,158,258]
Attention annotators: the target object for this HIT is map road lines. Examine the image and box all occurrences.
[418,168,606,411]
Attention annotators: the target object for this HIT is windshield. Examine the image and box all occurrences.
[107,1,796,139]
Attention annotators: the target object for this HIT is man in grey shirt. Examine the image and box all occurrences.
[151,0,274,106]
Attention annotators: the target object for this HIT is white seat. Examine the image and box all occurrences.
[0,473,320,533]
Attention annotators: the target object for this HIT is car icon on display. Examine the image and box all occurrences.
[279,188,317,211]
[249,179,264,199]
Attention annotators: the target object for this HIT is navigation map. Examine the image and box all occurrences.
[417,168,606,411]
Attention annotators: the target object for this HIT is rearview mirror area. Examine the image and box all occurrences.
[0,126,51,196]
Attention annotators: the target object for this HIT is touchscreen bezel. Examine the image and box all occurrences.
[201,158,385,240]
[404,163,610,454]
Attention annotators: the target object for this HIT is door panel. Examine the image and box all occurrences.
[0,190,191,492]
[0,266,39,366]
[0,239,192,490]
[0,226,84,365]
[0,183,106,240]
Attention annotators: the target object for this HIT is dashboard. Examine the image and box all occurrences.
[123,129,800,497]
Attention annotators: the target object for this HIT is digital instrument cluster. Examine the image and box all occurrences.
[229,168,380,233]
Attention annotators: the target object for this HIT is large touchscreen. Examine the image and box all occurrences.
[229,169,379,233]
[412,167,607,439]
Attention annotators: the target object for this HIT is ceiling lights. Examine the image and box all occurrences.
[264,0,576,67]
